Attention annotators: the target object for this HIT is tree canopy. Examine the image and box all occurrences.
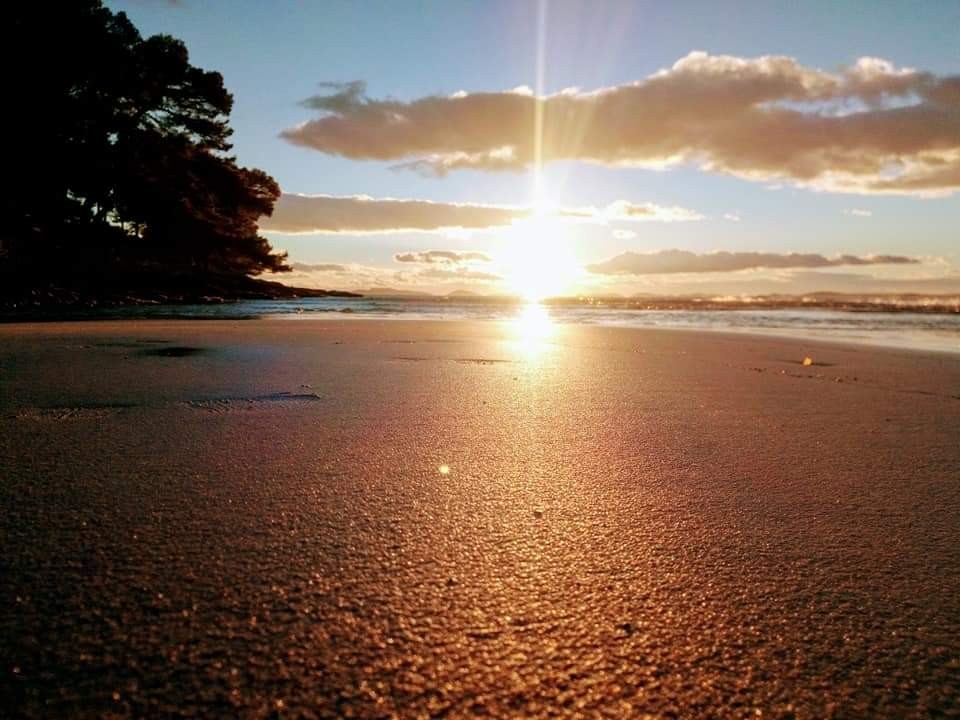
[2,1,289,286]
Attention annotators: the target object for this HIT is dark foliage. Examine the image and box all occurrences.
[1,0,289,296]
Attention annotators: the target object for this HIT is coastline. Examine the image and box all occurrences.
[2,318,958,716]
[1,302,957,355]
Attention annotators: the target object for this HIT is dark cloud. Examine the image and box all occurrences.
[300,81,368,114]
[587,250,919,275]
[281,53,960,194]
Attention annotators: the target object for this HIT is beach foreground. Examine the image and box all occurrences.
[1,319,958,717]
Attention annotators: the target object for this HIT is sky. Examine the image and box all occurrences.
[109,0,960,297]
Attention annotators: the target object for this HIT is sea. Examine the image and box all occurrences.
[11,296,959,354]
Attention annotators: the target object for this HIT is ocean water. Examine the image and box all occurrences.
[21,296,959,354]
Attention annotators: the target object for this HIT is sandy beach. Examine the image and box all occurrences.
[1,318,958,717]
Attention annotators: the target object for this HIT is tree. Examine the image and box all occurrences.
[3,1,288,282]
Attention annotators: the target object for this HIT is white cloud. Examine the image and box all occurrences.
[282,52,960,195]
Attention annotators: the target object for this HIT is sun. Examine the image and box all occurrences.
[501,201,580,301]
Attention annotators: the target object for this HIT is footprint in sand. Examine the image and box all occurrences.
[142,346,208,358]
[182,391,323,414]
[14,403,134,421]
[454,358,512,365]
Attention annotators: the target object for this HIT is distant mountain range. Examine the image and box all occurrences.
[353,287,958,313]
[356,287,435,298]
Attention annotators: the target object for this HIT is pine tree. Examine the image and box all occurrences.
[3,1,288,283]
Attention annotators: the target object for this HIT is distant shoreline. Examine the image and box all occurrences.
[2,302,957,355]
[3,285,958,315]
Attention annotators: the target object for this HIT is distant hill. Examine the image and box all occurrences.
[358,287,435,298]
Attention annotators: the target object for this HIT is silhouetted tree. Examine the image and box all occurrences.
[3,0,288,283]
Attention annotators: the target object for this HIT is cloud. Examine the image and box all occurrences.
[300,81,368,114]
[283,260,396,286]
[290,262,349,272]
[283,255,500,290]
[723,212,742,222]
[261,193,702,234]
[394,250,491,264]
[600,201,703,223]
[554,201,702,223]
[260,193,526,234]
[392,249,500,282]
[844,208,873,217]
[587,249,919,275]
[281,52,960,195]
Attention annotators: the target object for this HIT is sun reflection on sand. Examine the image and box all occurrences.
[507,302,555,358]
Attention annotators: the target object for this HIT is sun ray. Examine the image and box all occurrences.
[495,0,578,302]
[533,0,547,211]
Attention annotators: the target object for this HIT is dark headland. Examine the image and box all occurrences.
[0,269,359,313]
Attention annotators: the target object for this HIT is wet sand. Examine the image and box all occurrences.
[1,318,958,717]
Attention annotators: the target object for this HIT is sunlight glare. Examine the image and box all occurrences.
[508,301,555,358]
[498,0,582,303]
[502,212,580,301]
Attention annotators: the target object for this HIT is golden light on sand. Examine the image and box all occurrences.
[508,301,555,358]
[514,301,553,338]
